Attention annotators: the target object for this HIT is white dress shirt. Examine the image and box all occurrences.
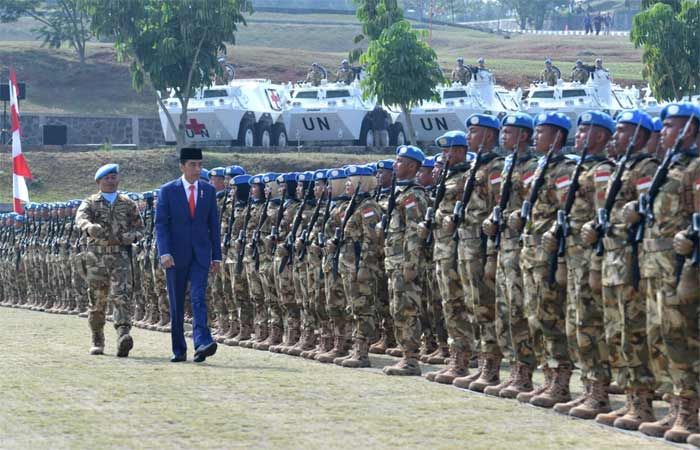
[181,175,198,206]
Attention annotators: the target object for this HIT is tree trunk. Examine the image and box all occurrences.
[401,104,416,145]
[177,97,189,150]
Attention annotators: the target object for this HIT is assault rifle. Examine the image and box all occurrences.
[316,188,334,249]
[452,133,488,242]
[251,192,271,271]
[379,172,397,238]
[298,186,327,263]
[519,131,562,225]
[270,190,288,252]
[222,188,234,250]
[548,126,593,283]
[491,129,523,250]
[279,183,313,273]
[424,159,450,246]
[234,194,253,275]
[675,212,700,285]
[331,182,361,279]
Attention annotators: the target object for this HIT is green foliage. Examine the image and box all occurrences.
[360,20,443,143]
[349,0,403,62]
[497,0,568,30]
[631,0,700,100]
[641,0,681,11]
[87,0,251,148]
[0,0,92,63]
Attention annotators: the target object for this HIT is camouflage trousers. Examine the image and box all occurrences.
[458,236,499,355]
[151,256,170,320]
[375,271,394,342]
[245,261,268,330]
[294,262,314,333]
[387,268,422,354]
[307,257,331,338]
[421,264,447,346]
[642,247,675,395]
[497,238,535,368]
[71,252,88,311]
[275,256,301,324]
[323,259,349,339]
[259,259,283,330]
[520,242,565,368]
[85,250,133,332]
[227,259,254,327]
[341,268,377,342]
[210,267,228,322]
[567,244,610,384]
[435,256,474,356]
[138,253,156,317]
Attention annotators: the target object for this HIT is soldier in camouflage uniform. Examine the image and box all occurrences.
[327,165,382,368]
[135,192,157,327]
[508,112,577,408]
[570,60,590,84]
[451,57,471,85]
[75,164,145,357]
[208,167,232,341]
[624,103,700,443]
[541,59,560,86]
[423,131,475,384]
[481,112,539,398]
[383,146,430,376]
[578,110,660,429]
[305,63,325,86]
[541,111,616,419]
[335,59,355,85]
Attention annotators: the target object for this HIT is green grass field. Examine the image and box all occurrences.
[0,11,644,116]
[0,306,677,449]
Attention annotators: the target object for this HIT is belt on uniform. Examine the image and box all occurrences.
[458,225,482,240]
[642,238,673,252]
[602,237,626,251]
[521,234,541,247]
[87,245,129,254]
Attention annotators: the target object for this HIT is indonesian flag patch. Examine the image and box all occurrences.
[522,171,534,186]
[694,179,700,191]
[637,176,652,191]
[595,171,611,183]
[490,174,502,185]
[362,208,375,218]
[555,176,572,190]
[404,194,417,209]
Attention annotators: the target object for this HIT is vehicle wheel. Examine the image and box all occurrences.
[358,121,372,146]
[237,120,255,147]
[271,123,288,147]
[389,123,406,146]
[255,122,272,148]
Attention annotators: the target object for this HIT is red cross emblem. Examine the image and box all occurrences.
[186,118,207,135]
[267,89,282,111]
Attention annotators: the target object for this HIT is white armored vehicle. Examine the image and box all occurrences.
[523,76,638,123]
[158,79,289,147]
[395,72,521,144]
[282,81,405,146]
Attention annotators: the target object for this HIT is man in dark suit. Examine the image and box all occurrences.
[155,147,222,363]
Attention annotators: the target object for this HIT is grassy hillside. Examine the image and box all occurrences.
[0,149,394,203]
[0,11,644,116]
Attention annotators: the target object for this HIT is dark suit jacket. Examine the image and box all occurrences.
[155,178,222,269]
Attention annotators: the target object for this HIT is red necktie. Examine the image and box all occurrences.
[188,184,196,218]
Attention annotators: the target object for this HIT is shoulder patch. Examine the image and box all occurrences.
[403,194,417,209]
[522,171,535,186]
[362,207,376,218]
[637,176,652,190]
[489,173,503,185]
[555,176,572,190]
[594,170,611,183]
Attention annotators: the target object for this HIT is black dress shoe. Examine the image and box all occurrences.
[193,342,217,363]
[170,355,186,363]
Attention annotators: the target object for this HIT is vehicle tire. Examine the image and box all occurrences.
[389,123,406,146]
[255,121,272,148]
[357,120,372,146]
[271,123,288,147]
[237,120,255,147]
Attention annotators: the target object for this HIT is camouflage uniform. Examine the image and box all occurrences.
[242,200,269,347]
[255,198,284,349]
[370,188,396,353]
[571,68,589,84]
[226,199,254,344]
[451,66,471,84]
[75,193,144,350]
[335,68,354,85]
[541,68,559,86]
[306,68,324,86]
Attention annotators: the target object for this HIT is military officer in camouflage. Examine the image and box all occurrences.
[306,62,325,86]
[75,164,145,357]
[571,60,589,84]
[541,59,560,86]
[335,59,355,85]
[451,57,471,85]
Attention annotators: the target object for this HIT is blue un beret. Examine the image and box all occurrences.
[95,163,119,181]
[142,191,154,200]
[396,145,426,164]
[209,167,226,178]
[225,165,246,177]
[297,171,316,183]
[232,174,252,186]
[536,112,572,134]
[263,172,280,183]
[616,110,654,133]
[15,214,25,222]
[346,165,375,177]
[314,169,329,181]
[250,174,265,185]
[577,110,616,135]
[501,112,535,132]
[660,102,697,121]
[276,172,297,183]
[435,130,467,148]
[199,168,210,182]
[327,168,347,180]
[466,113,501,131]
[376,159,394,171]
[422,156,436,169]
[652,117,662,132]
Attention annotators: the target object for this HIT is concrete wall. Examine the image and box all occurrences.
[17,114,165,147]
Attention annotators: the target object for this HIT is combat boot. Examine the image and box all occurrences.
[288,329,316,357]
[419,335,438,361]
[254,325,282,351]
[638,393,677,436]
[569,381,611,419]
[213,316,229,343]
[225,322,252,346]
[613,388,655,430]
[241,323,266,349]
[278,318,301,354]
[517,367,553,403]
[133,304,145,322]
[484,361,516,397]
[116,326,133,358]
[369,330,395,355]
[385,346,403,357]
[430,351,470,384]
[223,318,240,341]
[687,433,700,448]
[422,345,450,365]
[342,340,371,368]
[500,363,534,399]
[157,311,171,333]
[452,354,483,389]
[146,310,160,330]
[383,351,421,376]
[530,363,572,408]
[89,329,105,355]
[302,335,332,360]
[664,397,699,443]
[607,381,624,395]
[316,335,349,364]
[468,353,502,392]
[595,391,632,426]
[334,342,356,366]
[554,380,589,415]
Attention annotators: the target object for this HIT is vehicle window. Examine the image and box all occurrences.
[443,90,468,99]
[530,90,554,99]
[326,90,350,99]
[562,89,586,98]
[294,91,318,99]
[202,90,228,98]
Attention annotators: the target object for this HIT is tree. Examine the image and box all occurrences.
[497,0,567,30]
[631,1,700,100]
[361,20,444,144]
[0,0,92,64]
[87,0,250,149]
[349,0,403,62]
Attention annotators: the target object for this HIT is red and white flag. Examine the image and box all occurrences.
[9,69,31,214]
